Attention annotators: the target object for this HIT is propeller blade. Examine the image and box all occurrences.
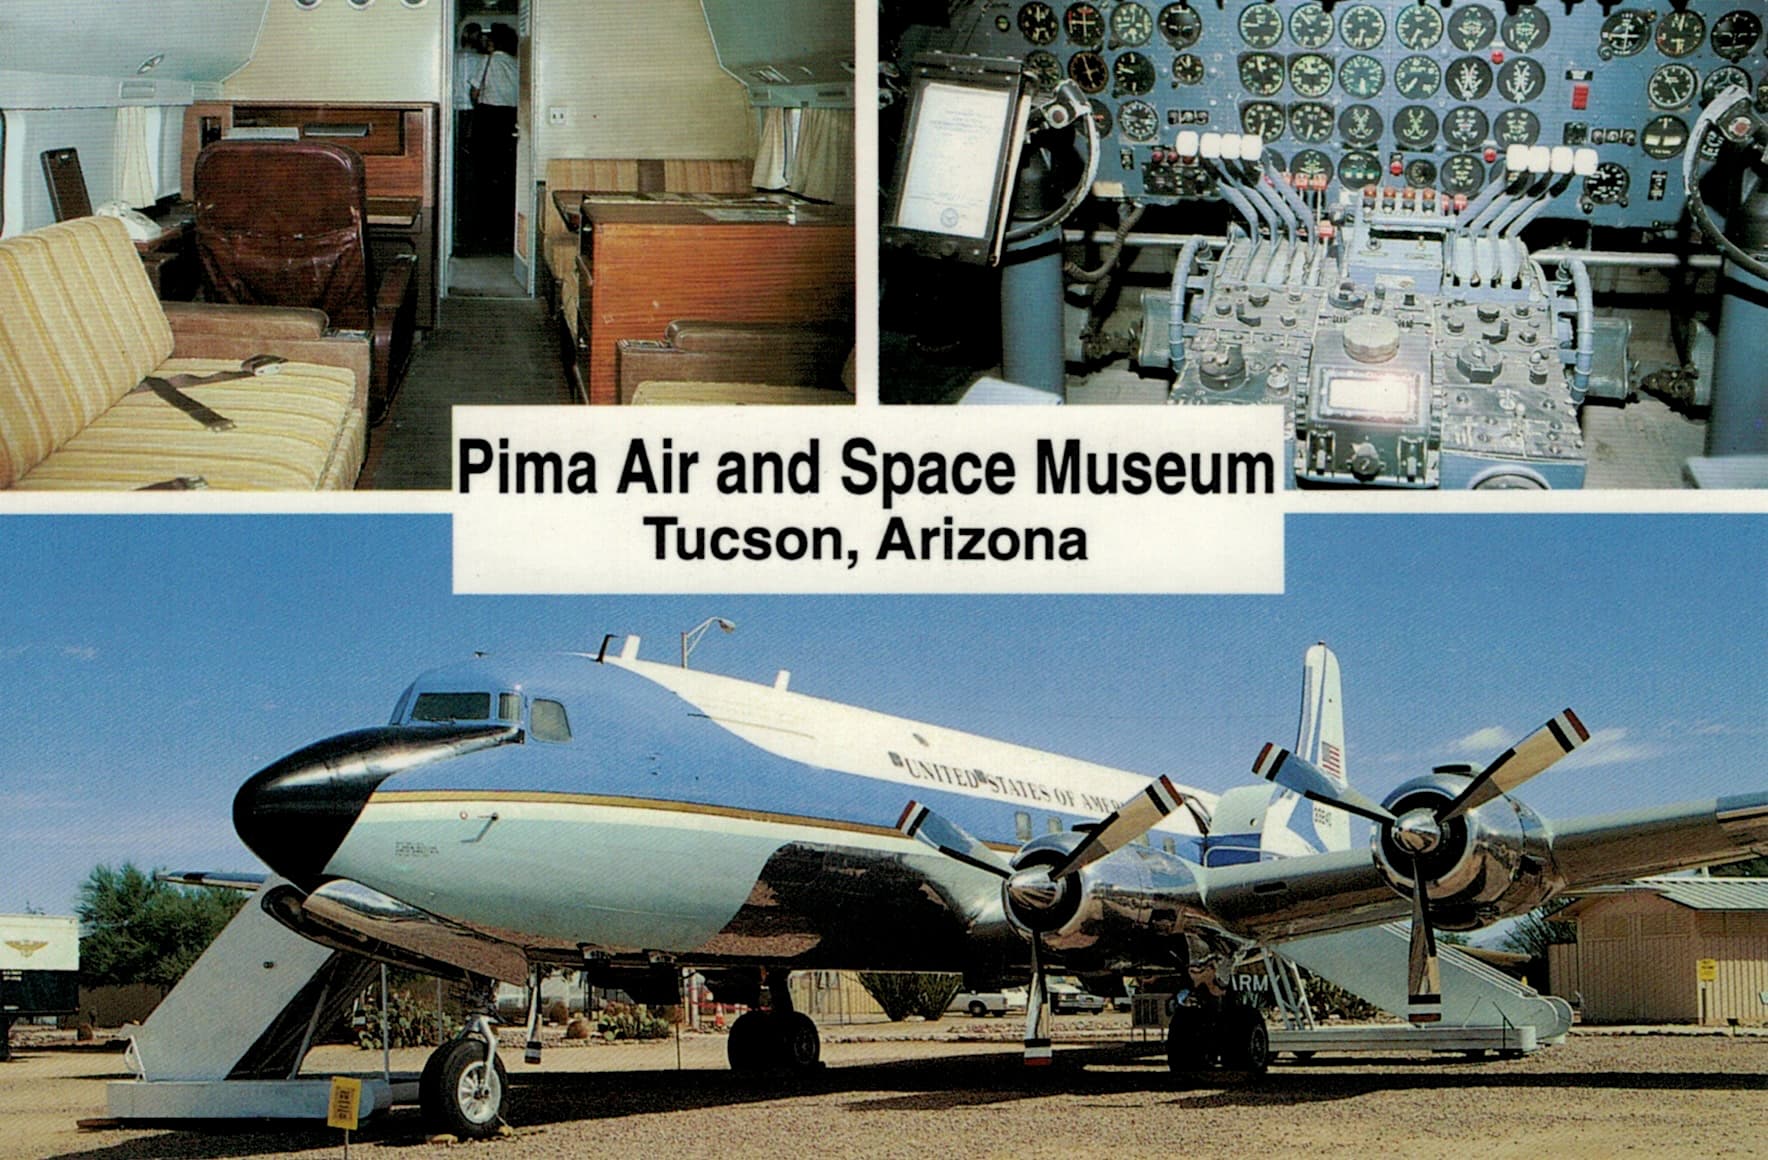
[1023,934,1052,1067]
[1252,743,1397,826]
[1440,709,1588,822]
[896,801,1012,879]
[1406,857,1442,1025]
[1044,775,1189,880]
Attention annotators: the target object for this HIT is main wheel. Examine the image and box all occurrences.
[419,1037,509,1140]
[727,1010,777,1072]
[777,1011,822,1070]
[1220,1006,1270,1075]
[1165,1006,1208,1074]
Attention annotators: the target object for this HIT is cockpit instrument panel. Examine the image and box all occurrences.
[907,0,1768,228]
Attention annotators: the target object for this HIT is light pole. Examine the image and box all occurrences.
[681,617,735,667]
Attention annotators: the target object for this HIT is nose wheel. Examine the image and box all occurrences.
[419,1016,509,1139]
[726,1009,823,1073]
[1165,1001,1270,1078]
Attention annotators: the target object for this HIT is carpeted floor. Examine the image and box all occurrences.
[446,254,530,298]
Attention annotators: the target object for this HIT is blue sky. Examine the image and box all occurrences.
[0,513,1762,915]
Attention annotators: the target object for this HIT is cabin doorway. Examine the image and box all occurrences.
[447,0,525,297]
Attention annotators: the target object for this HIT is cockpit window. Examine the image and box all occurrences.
[411,692,492,722]
[498,693,522,722]
[531,699,571,742]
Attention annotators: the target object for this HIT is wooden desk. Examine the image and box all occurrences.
[135,218,198,301]
[576,199,853,405]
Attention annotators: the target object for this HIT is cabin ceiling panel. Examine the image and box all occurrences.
[699,0,853,98]
[0,0,270,91]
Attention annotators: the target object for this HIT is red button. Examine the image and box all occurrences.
[1572,83,1589,111]
[1484,147,1498,163]
[1491,50,1504,64]
[1390,160,1404,175]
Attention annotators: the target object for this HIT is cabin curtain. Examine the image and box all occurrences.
[752,107,790,191]
[113,107,158,209]
[788,107,852,205]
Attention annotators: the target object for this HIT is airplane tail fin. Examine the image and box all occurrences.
[1288,641,1351,853]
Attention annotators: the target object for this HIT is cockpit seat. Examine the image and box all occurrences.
[193,140,416,425]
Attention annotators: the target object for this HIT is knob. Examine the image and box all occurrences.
[1349,441,1385,481]
[1343,315,1402,363]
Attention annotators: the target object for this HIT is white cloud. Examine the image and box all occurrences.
[1560,727,1666,769]
[59,645,98,661]
[1451,725,1511,754]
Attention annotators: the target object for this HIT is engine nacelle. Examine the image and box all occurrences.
[1003,833,1210,971]
[1372,773,1559,930]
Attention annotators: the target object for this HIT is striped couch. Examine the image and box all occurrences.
[0,217,369,490]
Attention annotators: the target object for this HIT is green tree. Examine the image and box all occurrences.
[76,864,247,990]
[1502,898,1576,961]
[1709,855,1768,878]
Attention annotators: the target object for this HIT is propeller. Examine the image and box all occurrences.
[897,776,1192,1066]
[1254,708,1588,1024]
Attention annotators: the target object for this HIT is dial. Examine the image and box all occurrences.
[1404,158,1438,189]
[1394,104,1439,150]
[1443,106,1489,150]
[1289,148,1333,182]
[1172,53,1206,84]
[1449,5,1498,51]
[1289,3,1335,49]
[1445,56,1494,101]
[1396,4,1443,51]
[1641,114,1689,160]
[1087,99,1113,138]
[1583,161,1630,206]
[1069,50,1108,92]
[1649,63,1699,110]
[1024,50,1065,92]
[1290,102,1334,143]
[1655,10,1705,58]
[1761,79,1768,114]
[1394,55,1441,100]
[1065,3,1104,46]
[1110,3,1153,48]
[1340,5,1387,50]
[1118,99,1158,141]
[1495,107,1540,146]
[1442,153,1486,197]
[1711,11,1764,62]
[1338,104,1383,146]
[1496,57,1545,104]
[1238,4,1283,49]
[1337,150,1382,188]
[1290,53,1336,99]
[1703,66,1751,108]
[1019,2,1060,45]
[1239,53,1286,96]
[1501,7,1551,53]
[1339,54,1385,99]
[1599,11,1650,58]
[1113,51,1156,95]
[1157,3,1203,49]
[1240,100,1286,142]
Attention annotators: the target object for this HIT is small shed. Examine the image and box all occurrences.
[1549,878,1768,1026]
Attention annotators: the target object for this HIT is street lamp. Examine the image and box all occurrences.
[681,617,735,667]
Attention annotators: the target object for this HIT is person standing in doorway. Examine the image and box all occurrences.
[471,23,520,253]
[452,22,486,247]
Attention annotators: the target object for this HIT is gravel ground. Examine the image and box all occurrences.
[4,1021,1765,1160]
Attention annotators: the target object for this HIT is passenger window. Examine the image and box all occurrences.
[498,693,521,722]
[1046,816,1062,835]
[531,699,571,742]
[1014,812,1032,842]
[411,692,491,721]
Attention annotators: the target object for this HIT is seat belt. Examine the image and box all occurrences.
[132,355,287,432]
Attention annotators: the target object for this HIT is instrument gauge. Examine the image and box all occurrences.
[1338,104,1383,146]
[1024,50,1065,93]
[1337,150,1382,189]
[1339,5,1386,50]
[1110,3,1153,48]
[1702,66,1751,109]
[1238,4,1284,49]
[1157,3,1203,49]
[1339,54,1385,99]
[1394,55,1441,100]
[1582,162,1630,206]
[1290,53,1335,99]
[1239,53,1286,96]
[1711,11,1763,62]
[1289,3,1334,49]
[1497,58,1545,104]
[1069,50,1109,92]
[1065,3,1105,46]
[1290,149,1333,182]
[1445,56,1494,102]
[1599,11,1650,58]
[1761,79,1768,114]
[1087,99,1113,138]
[1648,63,1699,110]
[1501,7,1551,53]
[1641,114,1689,160]
[1118,99,1159,142]
[1449,5,1498,51]
[1495,107,1540,146]
[1394,105,1439,150]
[1172,53,1206,85]
[1443,106,1489,150]
[1442,153,1486,197]
[1113,51,1157,95]
[1289,102,1334,143]
[1396,5,1443,51]
[1655,10,1705,58]
[1404,158,1438,189]
[1240,101,1287,142]
[1018,2,1060,45]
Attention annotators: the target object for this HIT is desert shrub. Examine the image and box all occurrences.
[1298,972,1383,1022]
[545,999,571,1025]
[857,973,964,1022]
[355,988,462,1050]
[597,1001,671,1040]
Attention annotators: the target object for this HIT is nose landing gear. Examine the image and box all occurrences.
[419,1013,510,1140]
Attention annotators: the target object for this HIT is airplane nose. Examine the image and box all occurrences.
[234,723,520,890]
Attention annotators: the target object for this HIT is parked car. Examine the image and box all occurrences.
[948,990,1010,1017]
[1047,982,1107,1014]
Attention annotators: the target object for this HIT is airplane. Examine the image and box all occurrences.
[222,634,1768,1138]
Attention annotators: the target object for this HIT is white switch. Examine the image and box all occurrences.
[548,107,568,126]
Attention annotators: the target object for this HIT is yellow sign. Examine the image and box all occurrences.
[327,1076,362,1132]
[1697,959,1718,983]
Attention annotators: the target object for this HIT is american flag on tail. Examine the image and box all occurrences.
[1319,740,1343,781]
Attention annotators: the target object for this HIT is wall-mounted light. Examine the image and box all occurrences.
[293,0,322,9]
[347,0,375,9]
[136,54,165,75]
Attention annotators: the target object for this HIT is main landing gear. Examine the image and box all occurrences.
[1166,999,1270,1077]
[726,970,823,1074]
[420,1012,510,1139]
